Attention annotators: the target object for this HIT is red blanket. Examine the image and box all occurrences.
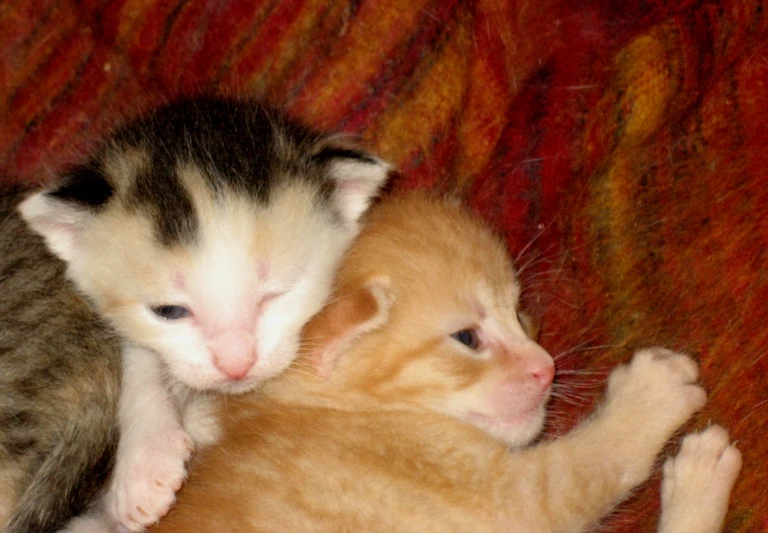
[2,1,765,530]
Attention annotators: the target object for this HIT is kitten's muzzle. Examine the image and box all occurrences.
[208,330,257,380]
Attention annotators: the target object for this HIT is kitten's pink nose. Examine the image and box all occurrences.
[214,356,254,381]
[210,330,257,381]
[520,344,555,389]
[531,361,555,388]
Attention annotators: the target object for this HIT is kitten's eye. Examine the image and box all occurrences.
[450,328,480,350]
[151,305,191,320]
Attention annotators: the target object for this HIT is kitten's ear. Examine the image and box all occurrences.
[17,164,113,263]
[314,144,390,225]
[306,277,393,378]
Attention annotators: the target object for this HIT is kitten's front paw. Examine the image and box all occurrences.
[605,347,706,433]
[107,428,195,531]
[658,425,742,533]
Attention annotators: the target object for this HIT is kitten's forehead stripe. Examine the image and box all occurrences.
[127,155,198,246]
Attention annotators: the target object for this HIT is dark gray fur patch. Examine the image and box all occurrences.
[0,188,121,533]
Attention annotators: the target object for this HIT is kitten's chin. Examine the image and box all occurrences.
[178,358,295,394]
[215,379,264,395]
[466,404,547,448]
[179,372,272,394]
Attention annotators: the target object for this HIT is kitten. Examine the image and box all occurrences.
[2,97,389,533]
[0,188,120,533]
[150,192,741,533]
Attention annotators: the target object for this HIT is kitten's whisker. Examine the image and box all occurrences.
[739,398,768,423]
[553,340,616,360]
[514,217,559,267]
[515,253,547,278]
[286,367,319,379]
[517,266,570,282]
[289,361,318,372]
[555,368,610,376]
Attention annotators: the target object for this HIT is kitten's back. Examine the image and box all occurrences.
[0,188,120,533]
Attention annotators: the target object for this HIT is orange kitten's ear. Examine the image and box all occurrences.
[306,277,392,378]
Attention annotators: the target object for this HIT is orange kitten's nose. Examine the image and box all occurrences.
[532,362,555,388]
[518,343,555,389]
[510,341,555,389]
[210,330,257,380]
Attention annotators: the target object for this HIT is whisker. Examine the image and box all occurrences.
[554,341,617,360]
[740,398,768,423]
[514,217,560,268]
[555,368,611,376]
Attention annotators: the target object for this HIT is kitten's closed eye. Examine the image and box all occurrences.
[450,328,480,350]
[152,305,192,320]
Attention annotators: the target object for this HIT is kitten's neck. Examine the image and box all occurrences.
[260,366,367,410]
[261,361,420,416]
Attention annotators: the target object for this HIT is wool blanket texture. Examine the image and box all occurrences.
[1,0,766,531]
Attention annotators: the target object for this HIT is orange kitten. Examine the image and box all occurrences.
[150,192,740,533]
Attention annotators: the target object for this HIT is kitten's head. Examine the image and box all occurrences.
[300,192,554,447]
[19,98,389,393]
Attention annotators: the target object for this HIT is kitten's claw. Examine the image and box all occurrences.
[658,425,742,533]
[107,428,194,531]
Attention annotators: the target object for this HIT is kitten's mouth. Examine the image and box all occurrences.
[466,392,549,432]
[177,373,261,394]
[468,403,544,428]
[215,376,263,394]
[213,364,289,394]
[465,403,547,447]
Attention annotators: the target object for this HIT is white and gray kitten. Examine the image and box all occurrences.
[0,97,389,532]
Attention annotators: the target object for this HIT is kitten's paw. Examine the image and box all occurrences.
[107,428,194,531]
[606,347,706,430]
[658,425,742,533]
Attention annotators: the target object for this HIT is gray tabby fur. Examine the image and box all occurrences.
[0,188,120,533]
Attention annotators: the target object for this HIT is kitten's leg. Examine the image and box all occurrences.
[104,344,194,532]
[657,425,742,533]
[500,348,706,532]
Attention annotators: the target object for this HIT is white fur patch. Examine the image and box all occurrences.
[327,158,390,225]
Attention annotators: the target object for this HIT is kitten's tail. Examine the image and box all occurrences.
[4,416,117,533]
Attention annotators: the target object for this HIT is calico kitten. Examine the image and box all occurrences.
[1,98,389,533]
[151,192,741,533]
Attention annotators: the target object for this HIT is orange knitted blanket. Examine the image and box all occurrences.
[1,1,765,530]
